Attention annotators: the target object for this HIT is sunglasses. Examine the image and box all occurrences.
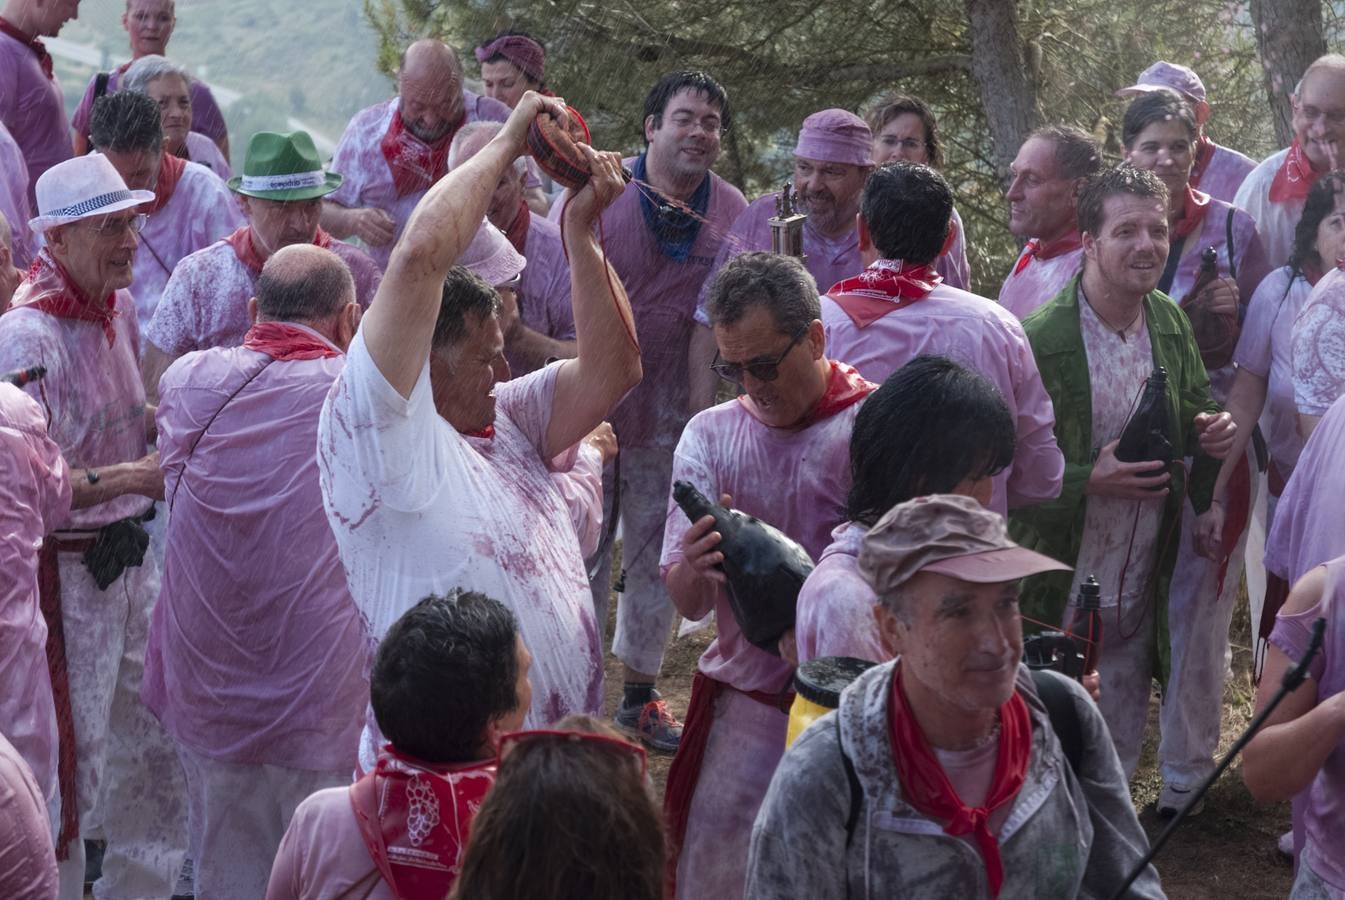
[710,331,805,385]
[496,728,648,778]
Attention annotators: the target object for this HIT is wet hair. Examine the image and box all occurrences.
[1028,124,1104,181]
[1075,164,1169,236]
[1121,89,1198,150]
[705,252,820,337]
[866,94,943,169]
[1289,171,1345,277]
[255,247,355,323]
[432,266,503,352]
[89,90,163,154]
[122,54,190,95]
[860,163,953,264]
[847,356,1015,527]
[479,29,545,88]
[371,590,521,764]
[449,715,662,900]
[642,70,732,140]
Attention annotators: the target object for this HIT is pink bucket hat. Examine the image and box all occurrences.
[794,108,873,168]
[1115,61,1207,105]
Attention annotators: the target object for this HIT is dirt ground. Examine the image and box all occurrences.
[601,575,1296,898]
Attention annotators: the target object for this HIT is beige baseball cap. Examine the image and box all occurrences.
[858,494,1071,596]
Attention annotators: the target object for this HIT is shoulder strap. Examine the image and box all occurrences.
[1030,669,1084,775]
[93,71,111,101]
[836,714,863,845]
[1156,232,1187,295]
[1225,206,1239,280]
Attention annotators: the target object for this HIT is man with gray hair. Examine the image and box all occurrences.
[449,120,574,375]
[145,244,370,898]
[322,38,510,269]
[745,494,1163,899]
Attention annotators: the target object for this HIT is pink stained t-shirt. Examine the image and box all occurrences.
[660,393,860,692]
[0,382,69,805]
[0,29,72,203]
[820,277,1064,515]
[327,93,510,270]
[0,119,33,267]
[794,521,886,665]
[266,785,392,900]
[1235,148,1303,270]
[183,131,231,180]
[1192,141,1256,205]
[1293,266,1345,417]
[129,159,246,327]
[507,210,573,377]
[999,244,1085,320]
[0,730,57,899]
[143,330,369,772]
[144,236,381,356]
[1265,393,1345,583]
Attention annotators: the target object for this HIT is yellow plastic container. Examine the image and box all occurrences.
[785,656,876,747]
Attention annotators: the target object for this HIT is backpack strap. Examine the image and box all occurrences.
[1030,669,1084,775]
[837,713,863,845]
[1225,206,1239,281]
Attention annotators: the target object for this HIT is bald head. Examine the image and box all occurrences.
[255,245,355,324]
[448,121,527,232]
[397,40,467,143]
[1294,54,1345,171]
[402,39,461,79]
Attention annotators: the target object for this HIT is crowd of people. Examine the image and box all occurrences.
[5,0,1345,897]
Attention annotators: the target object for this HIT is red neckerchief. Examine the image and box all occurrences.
[503,199,530,255]
[223,225,334,275]
[738,360,875,429]
[889,663,1031,899]
[827,258,943,328]
[462,425,496,440]
[0,17,53,79]
[1269,139,1323,204]
[7,251,119,346]
[242,321,341,361]
[1171,186,1212,241]
[141,152,187,216]
[1011,229,1082,276]
[1189,134,1217,191]
[380,108,460,197]
[348,745,496,899]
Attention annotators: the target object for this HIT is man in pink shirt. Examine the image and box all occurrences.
[0,0,76,203]
[822,162,1064,516]
[999,126,1103,320]
[449,120,573,376]
[1116,61,1255,203]
[144,245,370,898]
[322,39,511,269]
[662,252,875,900]
[0,119,33,268]
[143,129,381,398]
[1237,55,1345,268]
[90,90,243,327]
[0,153,186,899]
[269,591,531,900]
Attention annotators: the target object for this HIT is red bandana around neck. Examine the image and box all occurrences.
[1171,186,1212,241]
[503,199,530,255]
[0,17,53,79]
[738,360,875,429]
[348,746,496,899]
[827,259,943,328]
[888,663,1031,899]
[141,153,187,216]
[1011,230,1082,276]
[381,108,460,197]
[1269,139,1324,204]
[223,225,334,275]
[1189,135,1217,191]
[243,321,341,361]
[9,251,119,346]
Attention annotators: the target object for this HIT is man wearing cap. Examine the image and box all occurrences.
[820,162,1063,516]
[0,0,77,203]
[1236,54,1345,268]
[322,39,511,269]
[1116,60,1255,204]
[143,244,369,898]
[745,494,1163,899]
[998,126,1104,320]
[0,153,188,898]
[142,130,381,400]
[90,90,243,328]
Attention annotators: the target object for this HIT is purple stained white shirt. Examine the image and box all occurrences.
[1233,266,1314,472]
[1293,266,1345,417]
[145,237,381,356]
[1235,148,1301,270]
[1193,142,1256,205]
[794,521,885,665]
[0,119,33,267]
[327,93,510,269]
[1265,393,1345,582]
[0,286,150,529]
[507,210,572,376]
[660,395,859,692]
[0,382,69,805]
[184,131,231,180]
[70,66,228,146]
[820,277,1064,515]
[998,245,1085,320]
[129,159,245,327]
[143,330,368,771]
[0,31,72,203]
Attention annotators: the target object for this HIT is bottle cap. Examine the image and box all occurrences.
[793,657,876,709]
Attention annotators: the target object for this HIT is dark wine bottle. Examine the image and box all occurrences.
[1067,575,1103,674]
[1114,366,1173,484]
[673,481,816,655]
[1181,246,1219,305]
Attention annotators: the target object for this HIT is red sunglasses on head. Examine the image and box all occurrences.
[496,728,648,778]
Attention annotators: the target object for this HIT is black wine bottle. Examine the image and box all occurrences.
[673,481,816,655]
[1114,367,1173,483]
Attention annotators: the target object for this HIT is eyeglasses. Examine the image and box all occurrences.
[496,728,648,778]
[710,331,805,385]
[88,214,147,237]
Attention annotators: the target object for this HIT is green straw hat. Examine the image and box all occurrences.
[228,131,343,201]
